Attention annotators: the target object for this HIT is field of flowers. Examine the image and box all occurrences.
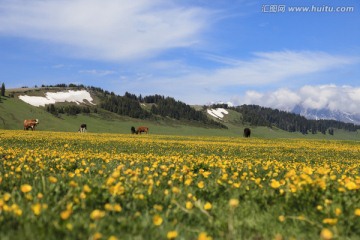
[0,130,359,240]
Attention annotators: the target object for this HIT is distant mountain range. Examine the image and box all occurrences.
[291,105,360,125]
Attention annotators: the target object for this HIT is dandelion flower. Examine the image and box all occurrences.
[229,198,239,208]
[83,184,92,193]
[320,228,333,240]
[198,232,212,240]
[185,201,193,210]
[197,181,205,189]
[60,209,72,220]
[3,193,11,201]
[278,215,285,222]
[20,184,32,193]
[90,209,105,220]
[270,179,281,189]
[335,208,342,216]
[167,231,178,239]
[345,181,357,190]
[48,176,58,183]
[354,209,360,216]
[204,202,212,210]
[31,203,42,216]
[153,214,163,226]
[322,218,338,225]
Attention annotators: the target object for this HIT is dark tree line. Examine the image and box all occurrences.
[1,83,5,97]
[145,95,227,128]
[100,93,151,119]
[99,92,226,128]
[0,82,5,103]
[232,105,360,134]
[46,104,94,116]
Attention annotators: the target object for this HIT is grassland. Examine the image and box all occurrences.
[0,130,359,239]
[1,95,360,140]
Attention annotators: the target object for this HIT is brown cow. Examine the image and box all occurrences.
[136,126,149,134]
[24,119,39,131]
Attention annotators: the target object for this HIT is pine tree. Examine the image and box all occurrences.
[1,83,5,97]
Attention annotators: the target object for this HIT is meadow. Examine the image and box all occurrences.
[0,130,359,240]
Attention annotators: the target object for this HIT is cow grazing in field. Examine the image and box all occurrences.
[243,128,251,138]
[79,124,87,133]
[24,119,39,131]
[136,126,149,134]
[131,126,136,134]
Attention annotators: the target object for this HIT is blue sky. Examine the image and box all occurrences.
[1,0,359,112]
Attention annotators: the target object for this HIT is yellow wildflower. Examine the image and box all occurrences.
[3,193,11,201]
[153,214,163,226]
[198,232,212,240]
[186,201,193,210]
[270,179,281,189]
[92,232,102,240]
[229,198,239,208]
[90,209,105,220]
[278,215,285,222]
[20,184,32,193]
[335,208,342,216]
[60,209,72,220]
[167,231,178,239]
[320,228,333,240]
[83,184,92,193]
[48,176,58,183]
[345,181,357,190]
[31,203,42,216]
[354,209,360,216]
[204,202,212,210]
[322,218,338,225]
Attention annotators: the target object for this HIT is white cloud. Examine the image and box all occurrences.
[79,69,117,76]
[173,51,355,87]
[0,0,211,61]
[237,85,360,115]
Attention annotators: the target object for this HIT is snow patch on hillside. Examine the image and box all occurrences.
[19,90,95,107]
[207,108,228,119]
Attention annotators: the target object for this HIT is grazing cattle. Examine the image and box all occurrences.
[24,119,39,131]
[136,126,149,134]
[79,124,87,133]
[243,128,251,138]
[131,126,136,134]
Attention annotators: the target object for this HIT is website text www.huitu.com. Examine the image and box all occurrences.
[261,5,355,13]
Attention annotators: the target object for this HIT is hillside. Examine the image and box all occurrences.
[0,85,232,135]
[1,84,360,140]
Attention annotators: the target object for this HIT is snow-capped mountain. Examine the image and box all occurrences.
[292,105,360,125]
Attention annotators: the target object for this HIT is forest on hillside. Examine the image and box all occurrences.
[100,91,227,129]
[39,85,226,128]
[229,104,359,134]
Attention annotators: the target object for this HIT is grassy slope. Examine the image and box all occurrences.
[1,93,359,140]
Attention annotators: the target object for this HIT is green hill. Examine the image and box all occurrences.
[1,85,359,140]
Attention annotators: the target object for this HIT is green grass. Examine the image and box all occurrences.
[1,94,359,140]
[1,131,360,239]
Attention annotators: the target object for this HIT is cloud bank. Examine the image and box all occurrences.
[127,50,357,104]
[237,85,360,115]
[0,0,210,61]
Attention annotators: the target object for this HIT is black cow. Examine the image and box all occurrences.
[79,124,87,133]
[131,126,136,134]
[243,128,251,138]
